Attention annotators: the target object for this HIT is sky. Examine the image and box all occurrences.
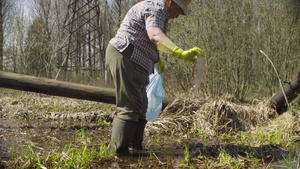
[13,0,35,19]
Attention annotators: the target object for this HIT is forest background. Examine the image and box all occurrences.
[1,0,299,102]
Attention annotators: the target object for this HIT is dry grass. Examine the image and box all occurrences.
[146,97,292,136]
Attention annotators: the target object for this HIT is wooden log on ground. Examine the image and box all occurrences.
[270,71,300,115]
[0,71,174,109]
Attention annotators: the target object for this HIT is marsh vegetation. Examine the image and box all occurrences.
[0,89,299,168]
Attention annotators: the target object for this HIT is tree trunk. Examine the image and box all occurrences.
[0,0,3,71]
[0,71,174,109]
[270,71,300,115]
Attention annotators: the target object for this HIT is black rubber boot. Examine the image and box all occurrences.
[130,118,147,150]
[110,117,137,156]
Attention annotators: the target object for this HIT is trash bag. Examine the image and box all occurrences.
[146,65,165,121]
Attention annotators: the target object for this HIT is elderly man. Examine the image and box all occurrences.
[105,0,205,156]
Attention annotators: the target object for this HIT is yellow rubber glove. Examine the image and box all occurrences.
[157,37,205,63]
[155,56,165,73]
[171,47,205,63]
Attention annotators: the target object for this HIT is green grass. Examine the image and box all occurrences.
[184,144,190,163]
[152,134,165,144]
[35,97,112,113]
[8,129,111,168]
[218,149,238,167]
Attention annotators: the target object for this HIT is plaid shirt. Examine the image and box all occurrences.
[109,0,169,73]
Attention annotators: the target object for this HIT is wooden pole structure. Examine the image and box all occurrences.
[270,71,300,115]
[0,71,174,109]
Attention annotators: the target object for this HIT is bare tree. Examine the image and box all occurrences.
[2,0,299,100]
[0,0,3,71]
[164,0,300,100]
[0,0,13,71]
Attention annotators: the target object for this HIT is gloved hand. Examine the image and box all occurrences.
[155,56,165,73]
[157,37,205,64]
[171,47,205,63]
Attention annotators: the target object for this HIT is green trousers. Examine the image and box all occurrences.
[105,44,149,121]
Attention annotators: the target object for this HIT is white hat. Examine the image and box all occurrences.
[173,0,191,15]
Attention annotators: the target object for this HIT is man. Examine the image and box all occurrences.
[105,0,205,156]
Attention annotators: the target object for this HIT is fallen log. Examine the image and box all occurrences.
[270,71,300,115]
[0,71,174,109]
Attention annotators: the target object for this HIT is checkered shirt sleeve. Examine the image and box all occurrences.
[109,0,169,73]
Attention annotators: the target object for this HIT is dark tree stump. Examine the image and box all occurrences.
[270,71,300,115]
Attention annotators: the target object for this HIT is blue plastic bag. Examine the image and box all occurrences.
[146,65,165,121]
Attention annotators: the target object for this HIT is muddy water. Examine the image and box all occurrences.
[0,119,191,163]
[0,91,192,168]
[1,121,300,169]
[0,119,110,161]
[0,119,201,169]
[1,118,298,168]
[0,91,299,168]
